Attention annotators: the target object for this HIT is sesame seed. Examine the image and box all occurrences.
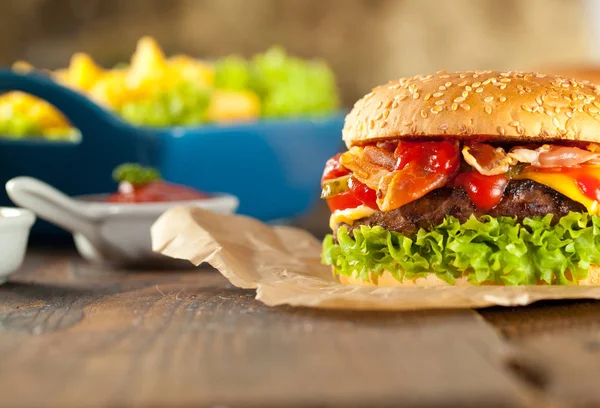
[499,84,507,90]
[482,79,491,85]
[439,75,450,79]
[413,93,420,99]
[439,86,447,91]
[500,78,511,83]
[433,92,444,97]
[536,73,547,78]
[475,88,484,93]
[517,126,524,134]
[472,81,481,88]
[376,101,383,109]
[462,91,469,98]
[375,112,383,120]
[459,74,467,78]
[388,84,401,90]
[385,100,393,108]
[465,86,472,91]
[357,123,364,131]
[383,110,390,119]
[420,110,428,118]
[445,82,452,87]
[484,96,494,103]
[451,103,458,111]
[590,107,599,114]
[564,96,572,102]
[458,81,468,87]
[435,100,445,106]
[484,106,492,114]
[409,84,417,93]
[525,87,532,93]
[517,84,524,91]
[460,103,471,111]
[553,117,560,127]
[432,105,443,113]
[536,96,543,105]
[540,128,550,137]
[594,101,600,109]
[566,111,573,118]
[496,126,505,136]
[546,110,555,117]
[509,121,520,127]
[380,120,388,128]
[439,124,449,131]
[369,120,375,129]
[499,96,507,102]
[425,93,432,101]
[500,72,510,77]
[562,83,570,88]
[397,95,408,101]
[454,96,466,103]
[555,107,560,114]
[522,104,532,112]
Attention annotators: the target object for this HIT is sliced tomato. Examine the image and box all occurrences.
[326,191,363,212]
[453,172,508,211]
[321,153,350,184]
[324,176,378,212]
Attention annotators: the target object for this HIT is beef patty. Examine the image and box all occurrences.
[341,180,586,237]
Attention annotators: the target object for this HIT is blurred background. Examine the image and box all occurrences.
[1,0,600,237]
[0,0,598,106]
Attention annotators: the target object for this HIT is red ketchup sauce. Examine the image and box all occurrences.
[452,172,509,211]
[107,181,209,203]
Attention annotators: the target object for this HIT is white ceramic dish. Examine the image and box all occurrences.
[6,176,239,267]
[0,207,35,281]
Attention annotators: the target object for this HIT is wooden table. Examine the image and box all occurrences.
[1,247,600,408]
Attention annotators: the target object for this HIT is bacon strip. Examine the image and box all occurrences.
[340,147,389,191]
[462,144,516,175]
[508,145,600,167]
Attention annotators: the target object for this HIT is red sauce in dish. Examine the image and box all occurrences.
[107,181,210,203]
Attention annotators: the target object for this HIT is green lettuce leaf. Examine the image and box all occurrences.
[322,213,600,285]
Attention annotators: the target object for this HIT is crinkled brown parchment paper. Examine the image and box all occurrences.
[151,207,600,310]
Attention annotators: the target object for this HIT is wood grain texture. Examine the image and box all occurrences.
[481,301,600,408]
[0,249,538,408]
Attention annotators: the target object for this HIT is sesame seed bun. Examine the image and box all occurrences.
[335,265,600,287]
[342,70,600,149]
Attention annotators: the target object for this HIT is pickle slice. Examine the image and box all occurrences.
[321,175,351,199]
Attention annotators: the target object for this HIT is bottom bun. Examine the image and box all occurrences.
[335,266,600,286]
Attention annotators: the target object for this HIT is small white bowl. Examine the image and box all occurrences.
[6,176,238,267]
[0,207,35,281]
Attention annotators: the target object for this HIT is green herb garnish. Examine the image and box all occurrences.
[112,163,161,185]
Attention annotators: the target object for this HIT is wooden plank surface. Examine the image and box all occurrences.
[0,248,544,408]
[2,248,600,407]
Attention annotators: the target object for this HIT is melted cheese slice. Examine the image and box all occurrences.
[516,171,600,215]
[330,205,377,230]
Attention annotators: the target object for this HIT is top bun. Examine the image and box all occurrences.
[342,70,600,148]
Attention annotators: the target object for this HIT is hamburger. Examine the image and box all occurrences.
[321,70,600,286]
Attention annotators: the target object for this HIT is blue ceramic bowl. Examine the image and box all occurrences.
[0,70,345,234]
